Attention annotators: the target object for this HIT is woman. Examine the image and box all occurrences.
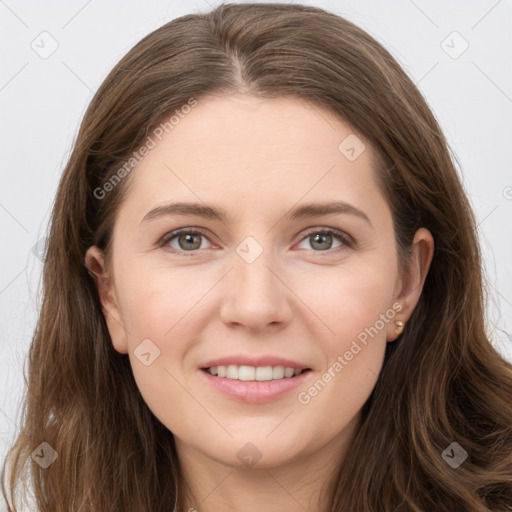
[3,3,512,511]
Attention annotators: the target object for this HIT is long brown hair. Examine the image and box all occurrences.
[3,3,512,510]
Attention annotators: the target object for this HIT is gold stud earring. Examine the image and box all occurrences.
[395,320,404,334]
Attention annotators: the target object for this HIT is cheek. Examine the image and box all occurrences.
[290,262,396,426]
[115,258,197,338]
[289,257,398,340]
[295,343,385,448]
[114,263,212,421]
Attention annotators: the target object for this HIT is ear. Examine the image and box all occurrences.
[84,246,128,354]
[387,227,434,342]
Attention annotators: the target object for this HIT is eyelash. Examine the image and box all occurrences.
[158,227,355,256]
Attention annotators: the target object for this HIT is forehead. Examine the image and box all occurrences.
[118,93,383,222]
[147,93,370,162]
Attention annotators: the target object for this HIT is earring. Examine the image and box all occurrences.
[395,320,404,334]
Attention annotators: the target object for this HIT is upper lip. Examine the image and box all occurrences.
[200,355,311,371]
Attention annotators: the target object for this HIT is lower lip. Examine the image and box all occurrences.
[200,369,311,403]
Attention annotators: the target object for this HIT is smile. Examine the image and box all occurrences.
[200,365,312,403]
[204,364,310,381]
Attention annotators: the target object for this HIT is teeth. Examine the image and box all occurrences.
[207,365,305,381]
[256,366,273,381]
[284,367,295,378]
[238,365,254,381]
[273,366,285,379]
[226,365,238,379]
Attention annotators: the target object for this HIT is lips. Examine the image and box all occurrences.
[198,355,312,403]
[200,355,311,371]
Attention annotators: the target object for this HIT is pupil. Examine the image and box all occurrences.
[180,233,200,250]
[312,233,331,250]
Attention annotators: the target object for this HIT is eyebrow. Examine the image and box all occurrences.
[140,200,372,227]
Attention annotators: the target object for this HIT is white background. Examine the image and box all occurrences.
[1,1,511,509]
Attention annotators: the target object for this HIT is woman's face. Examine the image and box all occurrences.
[86,93,432,471]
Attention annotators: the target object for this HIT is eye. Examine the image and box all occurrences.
[159,227,354,256]
[159,228,214,255]
[295,228,353,252]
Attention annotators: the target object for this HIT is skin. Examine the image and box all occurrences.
[85,93,434,512]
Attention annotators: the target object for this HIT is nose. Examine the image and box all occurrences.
[219,241,293,332]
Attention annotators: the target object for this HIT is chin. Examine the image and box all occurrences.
[204,434,307,470]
